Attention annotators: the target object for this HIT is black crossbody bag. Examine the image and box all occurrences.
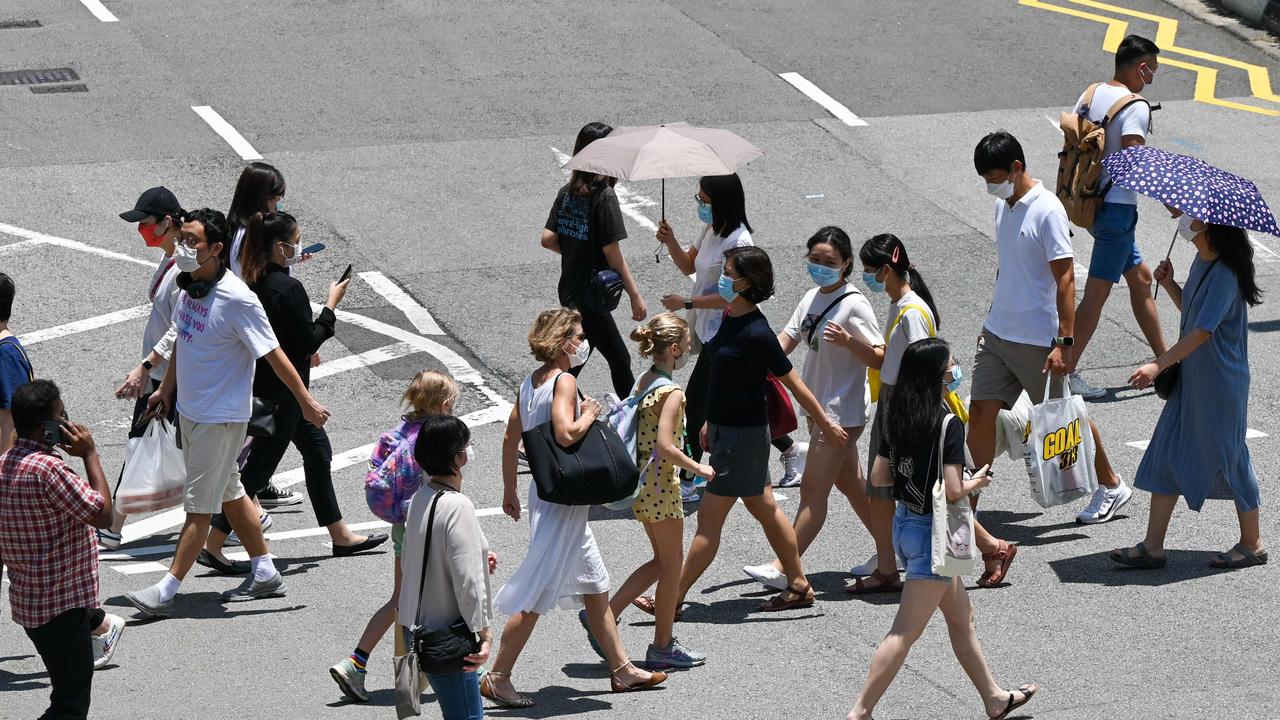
[805,291,858,350]
[410,489,480,674]
[1153,259,1218,400]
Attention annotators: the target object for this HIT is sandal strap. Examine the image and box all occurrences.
[1232,542,1258,562]
[611,661,634,675]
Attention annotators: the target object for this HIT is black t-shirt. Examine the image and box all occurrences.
[250,264,336,400]
[544,183,627,308]
[705,309,794,427]
[878,415,966,515]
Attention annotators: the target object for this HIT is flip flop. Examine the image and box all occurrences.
[977,541,1017,588]
[846,569,903,595]
[758,583,815,612]
[1210,542,1269,569]
[1109,541,1167,569]
[990,683,1038,720]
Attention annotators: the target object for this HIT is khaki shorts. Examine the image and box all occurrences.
[971,329,1065,409]
[179,416,249,514]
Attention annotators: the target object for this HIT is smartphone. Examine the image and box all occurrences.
[42,419,66,447]
[338,264,353,283]
[302,242,326,255]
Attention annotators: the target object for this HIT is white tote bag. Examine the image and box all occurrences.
[931,414,977,577]
[116,418,187,514]
[1024,375,1098,509]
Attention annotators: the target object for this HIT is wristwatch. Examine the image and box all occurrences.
[1052,336,1074,347]
[683,299,693,310]
[141,359,154,370]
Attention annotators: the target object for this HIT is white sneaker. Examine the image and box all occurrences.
[680,482,700,504]
[848,553,879,577]
[97,529,122,551]
[92,614,126,670]
[1077,478,1133,525]
[742,563,788,590]
[226,510,272,547]
[1068,372,1107,400]
[776,441,808,488]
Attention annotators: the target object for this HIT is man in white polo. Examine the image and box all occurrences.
[966,132,1132,588]
[123,209,331,618]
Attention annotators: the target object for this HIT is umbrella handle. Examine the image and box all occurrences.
[1153,227,1178,300]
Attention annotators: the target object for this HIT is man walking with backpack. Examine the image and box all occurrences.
[1060,35,1167,406]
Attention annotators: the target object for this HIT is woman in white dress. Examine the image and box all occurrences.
[481,308,667,707]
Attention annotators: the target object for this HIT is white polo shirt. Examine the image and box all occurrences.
[984,181,1074,347]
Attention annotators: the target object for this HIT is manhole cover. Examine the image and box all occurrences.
[0,67,79,86]
[30,83,88,94]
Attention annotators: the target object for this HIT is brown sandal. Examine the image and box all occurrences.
[977,540,1017,588]
[632,595,682,621]
[610,661,668,693]
[846,569,903,594]
[758,583,815,612]
[479,671,535,709]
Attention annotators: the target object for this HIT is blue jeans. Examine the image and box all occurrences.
[1087,202,1141,283]
[426,670,484,720]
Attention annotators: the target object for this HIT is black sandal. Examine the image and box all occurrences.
[1108,541,1166,569]
[990,684,1038,719]
[1210,542,1269,569]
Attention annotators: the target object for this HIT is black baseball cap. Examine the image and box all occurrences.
[120,186,185,222]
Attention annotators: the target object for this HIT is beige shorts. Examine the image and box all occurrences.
[179,416,248,514]
[971,329,1065,409]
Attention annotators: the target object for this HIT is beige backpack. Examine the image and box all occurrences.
[1055,83,1153,228]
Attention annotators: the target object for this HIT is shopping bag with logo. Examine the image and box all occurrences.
[1023,375,1098,509]
[117,418,187,514]
[931,414,977,577]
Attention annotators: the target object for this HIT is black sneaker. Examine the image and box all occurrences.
[257,482,303,508]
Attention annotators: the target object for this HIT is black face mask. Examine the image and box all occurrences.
[177,265,226,299]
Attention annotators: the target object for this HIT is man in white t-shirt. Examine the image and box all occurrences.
[123,209,331,619]
[969,132,1132,588]
[1067,35,1167,399]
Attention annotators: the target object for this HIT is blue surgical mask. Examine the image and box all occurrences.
[807,262,843,288]
[697,202,714,225]
[717,273,740,303]
[862,270,885,294]
[946,365,963,393]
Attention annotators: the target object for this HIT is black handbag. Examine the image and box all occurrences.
[247,397,277,438]
[410,490,480,674]
[1153,259,1218,401]
[519,375,640,506]
[583,268,624,313]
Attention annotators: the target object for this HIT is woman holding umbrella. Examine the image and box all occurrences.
[1114,216,1265,569]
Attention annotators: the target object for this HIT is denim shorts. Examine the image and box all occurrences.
[893,504,950,584]
[1087,202,1142,283]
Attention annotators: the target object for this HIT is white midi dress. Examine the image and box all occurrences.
[493,372,610,616]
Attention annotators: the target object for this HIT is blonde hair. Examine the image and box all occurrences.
[402,370,460,421]
[528,308,582,362]
[630,312,689,359]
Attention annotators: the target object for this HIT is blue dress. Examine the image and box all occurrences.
[1135,255,1260,512]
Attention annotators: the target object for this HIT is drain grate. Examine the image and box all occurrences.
[30,83,88,94]
[0,67,79,86]
[0,20,42,29]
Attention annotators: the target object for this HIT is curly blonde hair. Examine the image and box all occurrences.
[630,312,689,359]
[528,308,582,362]
[402,370,460,421]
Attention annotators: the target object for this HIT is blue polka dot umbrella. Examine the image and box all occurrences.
[1102,145,1280,236]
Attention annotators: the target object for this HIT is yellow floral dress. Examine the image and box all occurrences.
[632,384,685,524]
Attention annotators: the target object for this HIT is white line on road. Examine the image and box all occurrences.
[77,0,119,22]
[0,222,153,268]
[1128,428,1266,451]
[358,271,445,334]
[310,342,420,380]
[191,106,263,161]
[113,561,169,575]
[779,72,869,127]
[551,147,658,231]
[1249,234,1280,263]
[1046,114,1063,134]
[18,304,151,345]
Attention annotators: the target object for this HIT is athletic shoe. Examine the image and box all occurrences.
[123,586,173,619]
[1068,372,1107,400]
[680,482,700,504]
[775,441,808,488]
[517,449,529,468]
[220,572,286,602]
[226,510,273,547]
[646,638,706,669]
[92,614,126,669]
[329,658,369,702]
[742,563,787,591]
[1076,478,1133,525]
[257,482,303,508]
[578,609,607,661]
[97,529,122,551]
[848,553,878,577]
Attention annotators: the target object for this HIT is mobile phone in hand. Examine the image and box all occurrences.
[302,242,326,255]
[338,264,353,283]
[42,420,66,447]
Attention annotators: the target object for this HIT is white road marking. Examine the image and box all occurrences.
[18,304,151,345]
[0,222,152,267]
[1126,440,1150,450]
[779,72,868,127]
[358,271,445,334]
[1249,234,1280,263]
[1128,428,1266,451]
[113,561,169,575]
[191,106,263,161]
[77,0,118,22]
[0,238,42,255]
[1046,114,1063,134]
[310,342,420,380]
[551,147,658,230]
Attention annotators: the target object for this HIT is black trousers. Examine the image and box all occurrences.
[210,390,341,535]
[24,608,94,720]
[683,349,792,464]
[571,307,635,398]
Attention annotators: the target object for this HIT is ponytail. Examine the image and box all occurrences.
[859,233,942,329]
[241,211,297,285]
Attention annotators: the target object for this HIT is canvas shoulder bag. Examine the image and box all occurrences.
[931,414,977,577]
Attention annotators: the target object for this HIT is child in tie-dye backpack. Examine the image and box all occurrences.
[330,370,459,701]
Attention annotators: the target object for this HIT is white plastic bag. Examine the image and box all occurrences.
[931,414,977,578]
[117,418,187,514]
[1024,375,1098,509]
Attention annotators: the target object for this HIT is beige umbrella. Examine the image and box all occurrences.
[561,121,763,219]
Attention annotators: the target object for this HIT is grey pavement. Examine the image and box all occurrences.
[2,1,1279,718]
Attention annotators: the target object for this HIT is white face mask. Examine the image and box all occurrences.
[986,180,1014,200]
[280,242,302,267]
[174,243,203,273]
[567,338,591,368]
[464,445,475,464]
[1177,214,1200,242]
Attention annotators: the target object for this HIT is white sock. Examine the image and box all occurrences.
[250,554,278,582]
[156,573,181,602]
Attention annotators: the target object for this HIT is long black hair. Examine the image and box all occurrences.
[807,226,853,279]
[227,162,286,230]
[699,173,752,238]
[569,122,615,196]
[860,233,942,328]
[240,211,298,285]
[886,338,951,457]
[1206,224,1263,307]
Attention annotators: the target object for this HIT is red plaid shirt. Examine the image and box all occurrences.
[0,439,103,628]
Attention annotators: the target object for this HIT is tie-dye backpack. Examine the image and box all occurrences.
[365,418,424,524]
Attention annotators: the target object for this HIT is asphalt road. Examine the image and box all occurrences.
[2,1,1279,719]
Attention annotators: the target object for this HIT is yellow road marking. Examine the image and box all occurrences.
[1018,0,1280,117]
